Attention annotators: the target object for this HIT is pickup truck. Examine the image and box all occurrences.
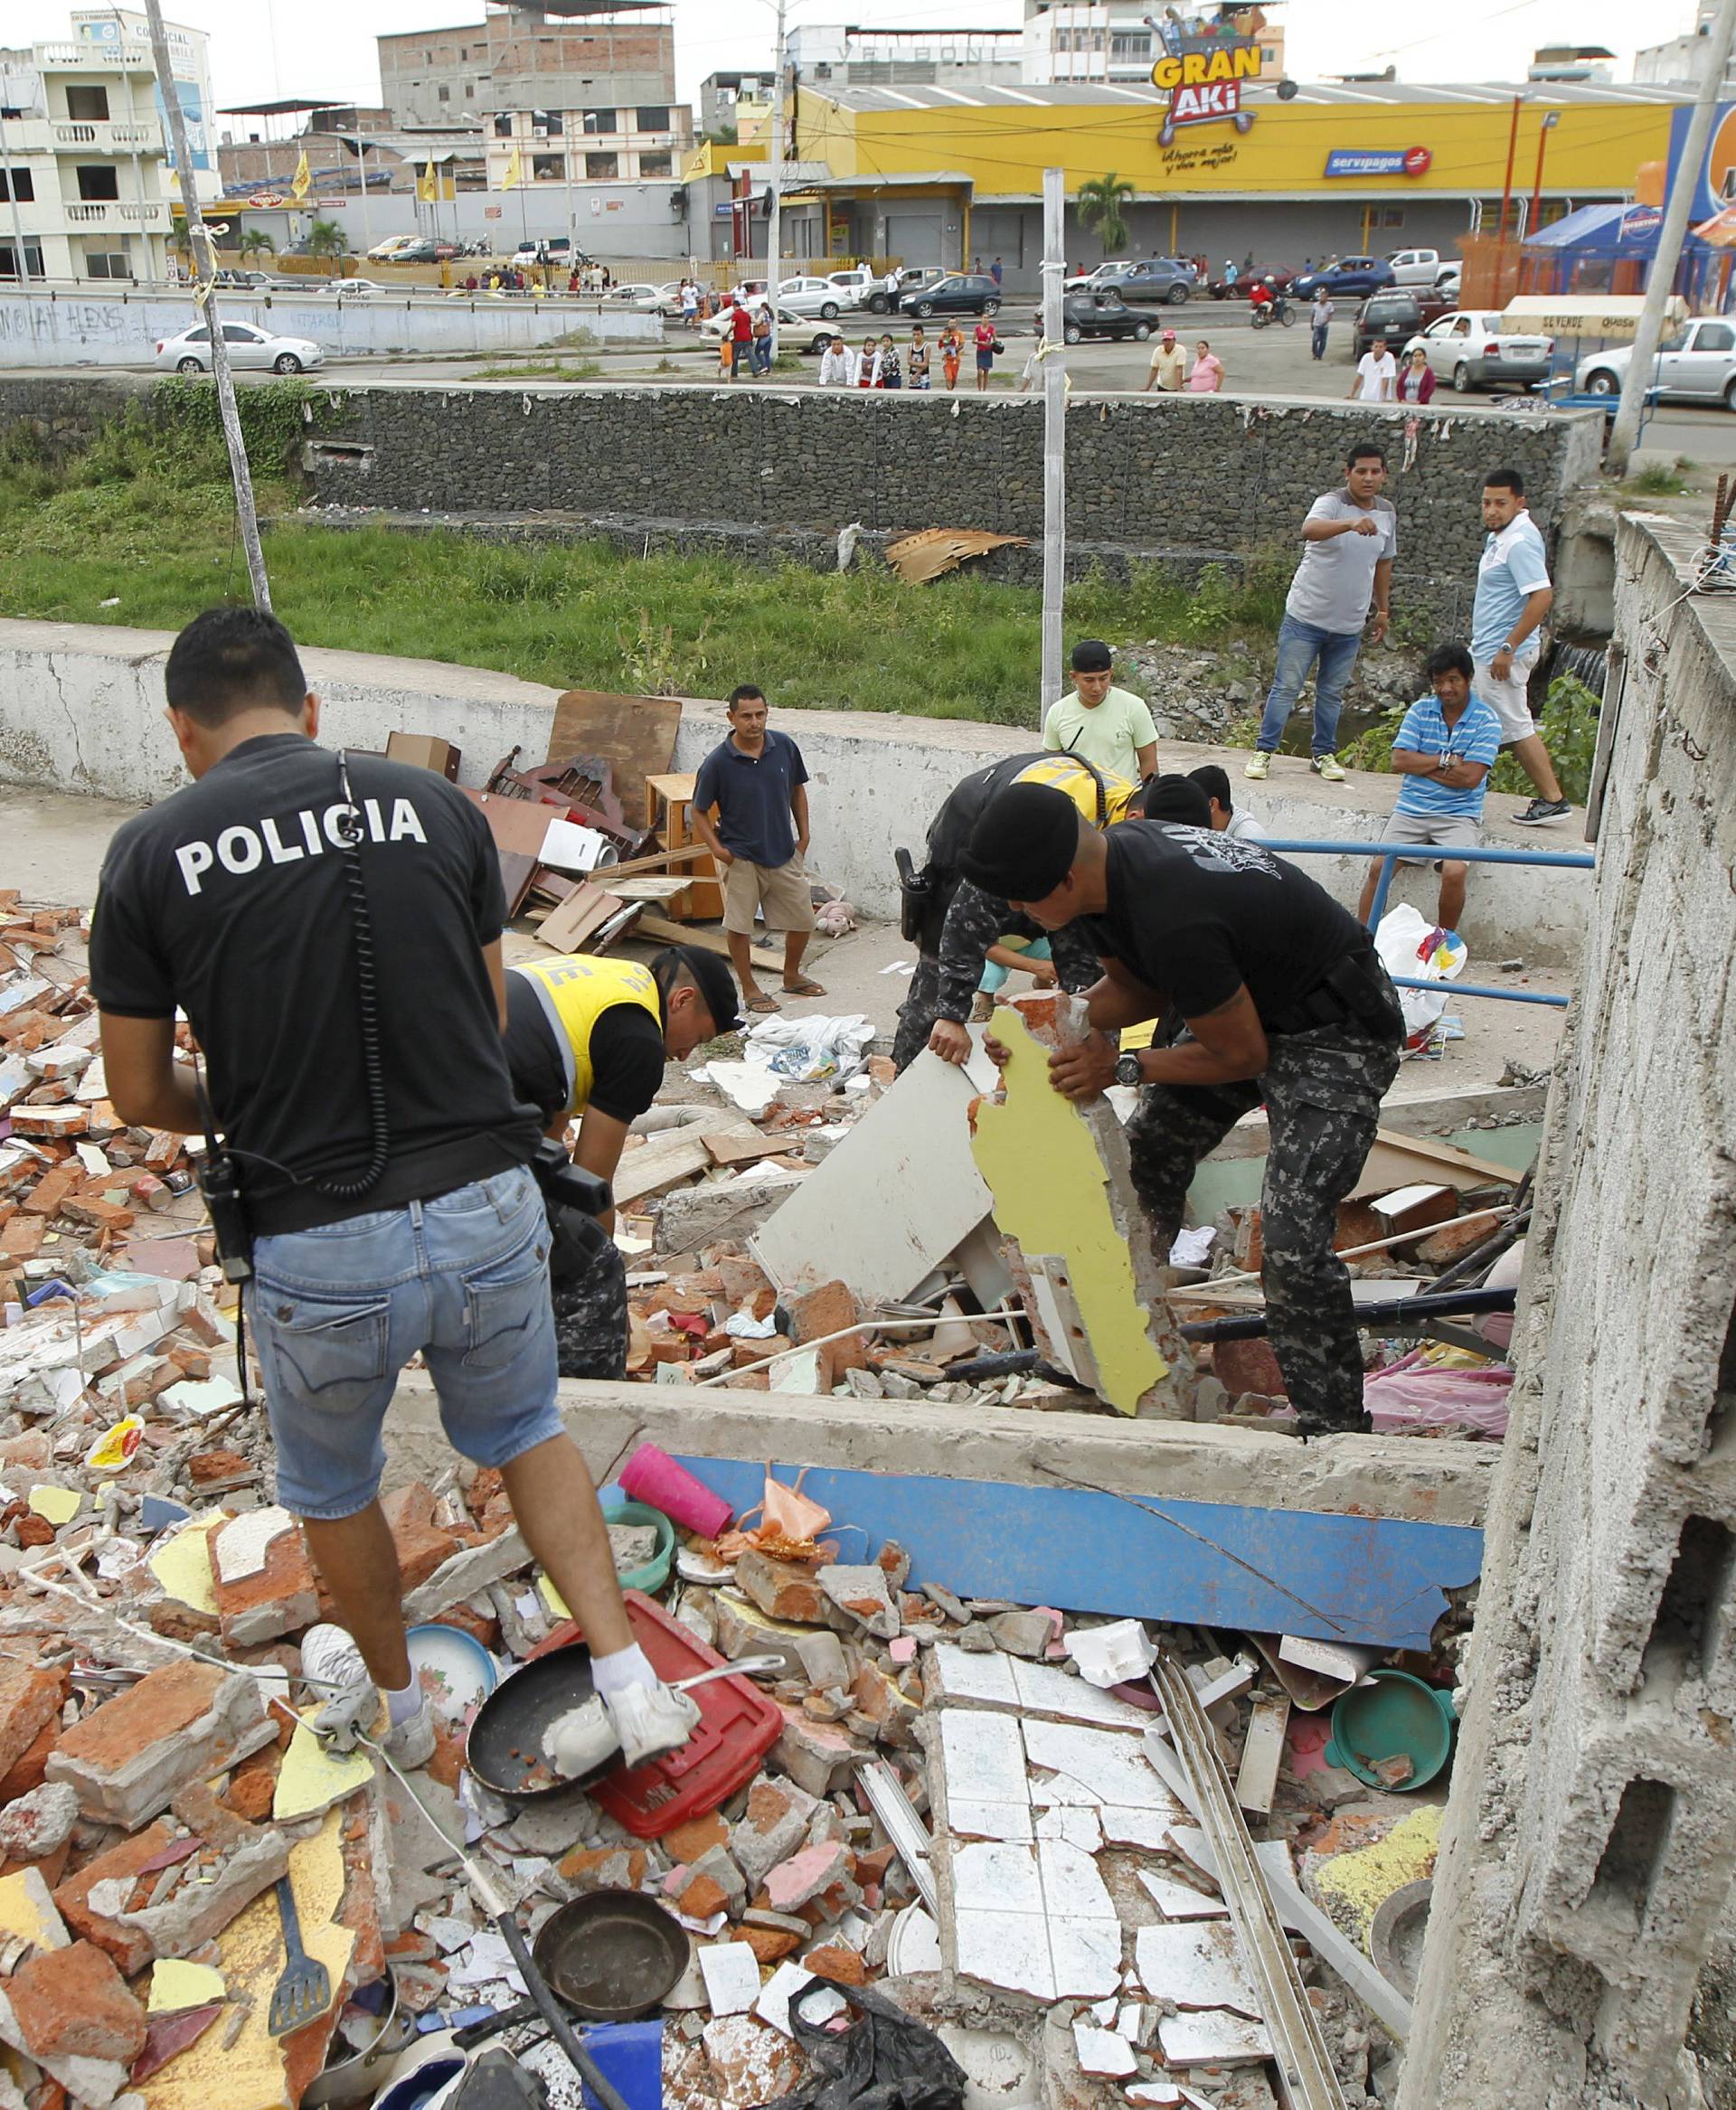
[1388,248,1461,288]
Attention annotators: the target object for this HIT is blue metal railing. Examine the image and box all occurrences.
[1257,836,1595,1011]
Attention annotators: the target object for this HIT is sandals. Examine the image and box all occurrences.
[744,992,781,1014]
[782,976,827,998]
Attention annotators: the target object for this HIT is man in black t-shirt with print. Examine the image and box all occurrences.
[961,783,1402,1435]
[90,608,698,1776]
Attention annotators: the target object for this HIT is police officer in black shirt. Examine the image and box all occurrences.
[90,608,699,1773]
[961,782,1402,1436]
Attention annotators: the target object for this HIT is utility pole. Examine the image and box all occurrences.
[0,105,33,289]
[766,0,788,363]
[143,0,270,608]
[1609,0,1736,476]
[1040,165,1067,719]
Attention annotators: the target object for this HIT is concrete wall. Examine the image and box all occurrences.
[284,381,1604,636]
[0,618,1590,962]
[1403,514,1736,2105]
[0,287,661,367]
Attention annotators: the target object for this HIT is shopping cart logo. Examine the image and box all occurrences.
[1147,13,1261,146]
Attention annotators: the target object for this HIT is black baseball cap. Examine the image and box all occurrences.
[960,784,1080,900]
[1071,639,1113,673]
[1129,774,1211,826]
[660,947,745,1036]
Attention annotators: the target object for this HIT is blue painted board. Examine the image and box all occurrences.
[670,1454,1480,1653]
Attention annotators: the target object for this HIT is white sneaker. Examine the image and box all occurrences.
[602,1681,701,1770]
[302,1622,434,1769]
[1243,750,1271,780]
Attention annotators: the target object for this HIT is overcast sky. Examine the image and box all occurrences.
[14,1,1684,123]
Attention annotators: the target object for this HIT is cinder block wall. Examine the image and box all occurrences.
[1402,515,1736,2105]
[282,382,1602,633]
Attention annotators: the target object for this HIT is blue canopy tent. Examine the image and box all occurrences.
[1518,202,1726,311]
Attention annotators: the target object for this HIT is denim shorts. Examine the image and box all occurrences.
[245,1163,561,1521]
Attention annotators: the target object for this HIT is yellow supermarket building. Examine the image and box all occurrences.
[785,78,1689,287]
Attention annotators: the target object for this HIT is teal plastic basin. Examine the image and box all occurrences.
[1325,1669,1457,1791]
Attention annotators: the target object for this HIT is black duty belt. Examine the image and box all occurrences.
[1264,948,1403,1042]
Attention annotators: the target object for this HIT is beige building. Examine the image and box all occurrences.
[0,31,171,284]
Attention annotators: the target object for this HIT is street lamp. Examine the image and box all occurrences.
[1527,110,1560,250]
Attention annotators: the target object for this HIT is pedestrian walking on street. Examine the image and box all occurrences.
[1187,339,1223,391]
[1145,327,1188,391]
[1395,344,1436,404]
[1224,257,1239,287]
[1474,467,1569,822]
[991,255,1005,287]
[1351,342,1397,403]
[1246,441,1395,784]
[939,322,965,390]
[90,608,702,1774]
[1310,288,1334,361]
[1356,642,1502,936]
[964,782,1404,1435]
[690,685,825,1014]
[750,304,774,375]
[730,297,753,378]
[908,324,931,389]
[974,316,997,391]
[681,278,698,327]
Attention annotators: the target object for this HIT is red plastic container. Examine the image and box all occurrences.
[531,1588,783,1840]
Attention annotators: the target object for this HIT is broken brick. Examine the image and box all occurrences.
[1211,1336,1288,1401]
[731,1776,821,1889]
[788,1280,866,1377]
[770,1709,864,1802]
[211,1520,320,1647]
[9,1940,146,2068]
[763,1840,850,1917]
[185,1446,251,1488]
[802,1943,868,1987]
[0,1663,69,1789]
[663,1811,731,1865]
[47,1659,273,1831]
[557,1844,649,1893]
[53,1821,176,1974]
[0,1718,61,1807]
[740,1925,801,1964]
[736,1550,833,1627]
[379,1481,462,1592]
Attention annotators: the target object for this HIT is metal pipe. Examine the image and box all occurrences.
[1256,837,1595,869]
[1180,1286,1515,1343]
[1387,975,1569,1008]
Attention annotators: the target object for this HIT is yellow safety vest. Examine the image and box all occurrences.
[1012,754,1142,827]
[511,956,662,1116]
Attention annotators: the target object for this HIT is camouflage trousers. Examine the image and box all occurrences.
[1125,1022,1401,1432]
[892,953,948,1072]
[548,1209,628,1381]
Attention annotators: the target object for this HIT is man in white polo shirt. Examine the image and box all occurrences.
[1473,466,1567,824]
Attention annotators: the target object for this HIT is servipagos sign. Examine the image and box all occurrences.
[1148,13,1262,146]
[1323,147,1434,179]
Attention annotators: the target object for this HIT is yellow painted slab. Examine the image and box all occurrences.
[1312,1803,1443,1940]
[274,1707,375,1823]
[148,1512,226,1616]
[26,1484,81,1526]
[969,1007,1166,1416]
[148,1959,228,2014]
[138,1808,354,2110]
[0,1867,69,1953]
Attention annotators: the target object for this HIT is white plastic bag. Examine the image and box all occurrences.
[1373,902,1467,1047]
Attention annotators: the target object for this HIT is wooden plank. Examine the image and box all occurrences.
[535,883,629,955]
[704,1126,792,1167]
[636,912,779,971]
[545,691,685,829]
[611,1135,715,1207]
[1350,1127,1519,1201]
[609,876,690,902]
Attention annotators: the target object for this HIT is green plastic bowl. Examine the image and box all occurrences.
[602,1498,675,1595]
[1325,1669,1457,1792]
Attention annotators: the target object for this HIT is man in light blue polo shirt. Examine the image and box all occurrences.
[1472,466,1567,824]
[1357,643,1503,937]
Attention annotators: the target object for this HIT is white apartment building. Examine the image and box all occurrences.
[483,100,693,189]
[1635,5,1736,88]
[1022,1,1284,88]
[71,8,212,170]
[0,32,172,284]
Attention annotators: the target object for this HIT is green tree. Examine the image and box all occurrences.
[239,228,276,262]
[305,218,348,277]
[1076,173,1136,257]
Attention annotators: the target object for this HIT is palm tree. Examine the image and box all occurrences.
[305,218,348,277]
[239,228,276,263]
[1076,173,1136,258]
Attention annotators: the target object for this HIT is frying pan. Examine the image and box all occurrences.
[453,1890,693,2048]
[465,1646,783,1804]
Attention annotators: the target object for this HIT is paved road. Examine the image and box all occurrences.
[11,298,1734,462]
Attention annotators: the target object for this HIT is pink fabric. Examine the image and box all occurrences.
[1363,1347,1512,1438]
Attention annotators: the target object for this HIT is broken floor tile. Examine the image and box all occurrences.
[950,1841,1044,1917]
[817,1564,900,1641]
[948,1801,1034,1844]
[1024,1720,1175,1811]
[1033,1804,1104,1852]
[1156,2009,1275,2068]
[1048,1917,1123,2000]
[1072,2021,1137,2078]
[1037,1840,1118,1922]
[1134,1924,1265,2018]
[1137,1871,1227,1922]
[927,1644,1019,1710]
[1099,1806,1191,1851]
[697,1942,763,2019]
[700,2012,806,2109]
[0,1866,69,1954]
[940,1711,1029,1808]
[1008,1657,1152,1731]
[1028,1770,1104,1810]
[953,1908,1054,2003]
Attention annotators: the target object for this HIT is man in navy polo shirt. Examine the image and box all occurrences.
[690,684,823,1013]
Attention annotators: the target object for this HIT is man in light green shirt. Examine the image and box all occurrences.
[1042,639,1159,781]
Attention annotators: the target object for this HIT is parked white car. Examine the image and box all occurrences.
[1575,315,1736,409]
[773,274,851,319]
[702,301,835,353]
[1410,309,1552,392]
[154,321,325,374]
[1388,247,1461,288]
[604,282,665,311]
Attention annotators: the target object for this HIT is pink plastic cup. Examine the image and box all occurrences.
[618,1443,733,1539]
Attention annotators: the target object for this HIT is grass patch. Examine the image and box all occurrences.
[470,357,603,381]
[0,393,1287,723]
[1619,463,1687,497]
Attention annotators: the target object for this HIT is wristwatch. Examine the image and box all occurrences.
[1114,1051,1146,1088]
